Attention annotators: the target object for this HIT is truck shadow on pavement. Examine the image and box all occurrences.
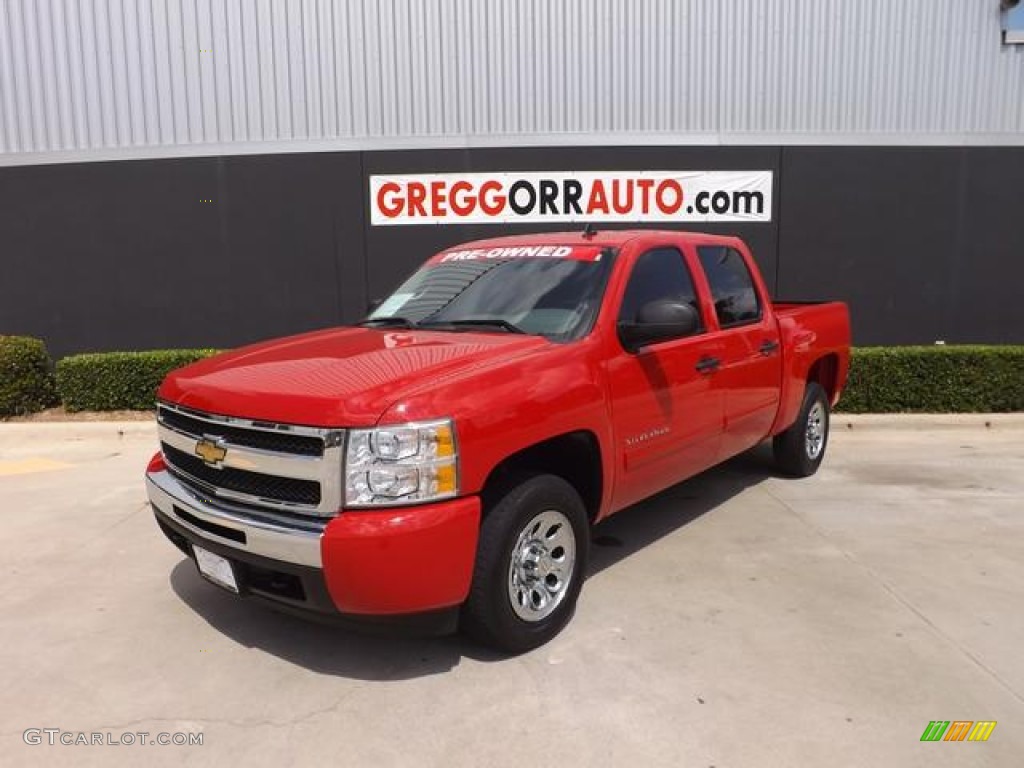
[588,443,776,577]
[169,444,777,681]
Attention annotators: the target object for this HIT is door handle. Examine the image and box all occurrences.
[695,356,721,374]
[759,339,780,356]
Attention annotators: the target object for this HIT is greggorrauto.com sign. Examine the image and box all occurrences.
[370,171,773,226]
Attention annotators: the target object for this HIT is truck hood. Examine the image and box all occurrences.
[158,326,550,427]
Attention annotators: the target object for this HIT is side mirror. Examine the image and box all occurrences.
[618,300,700,351]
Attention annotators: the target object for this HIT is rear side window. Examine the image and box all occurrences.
[697,246,762,328]
[618,248,703,330]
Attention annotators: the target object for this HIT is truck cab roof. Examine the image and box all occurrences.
[444,229,745,253]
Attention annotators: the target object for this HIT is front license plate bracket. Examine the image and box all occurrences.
[193,544,240,593]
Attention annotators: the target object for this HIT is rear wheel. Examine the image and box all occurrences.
[461,474,589,654]
[773,381,830,477]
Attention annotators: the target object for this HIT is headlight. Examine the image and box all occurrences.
[345,419,458,507]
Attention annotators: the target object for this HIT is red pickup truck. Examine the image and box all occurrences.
[146,229,849,652]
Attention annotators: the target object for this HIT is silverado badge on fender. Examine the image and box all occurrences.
[195,437,228,467]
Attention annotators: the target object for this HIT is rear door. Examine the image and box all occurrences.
[605,244,725,511]
[694,243,783,461]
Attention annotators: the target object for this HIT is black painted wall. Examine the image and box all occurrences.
[1,145,1022,358]
[776,146,1024,345]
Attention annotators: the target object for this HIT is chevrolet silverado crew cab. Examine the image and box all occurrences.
[146,229,850,653]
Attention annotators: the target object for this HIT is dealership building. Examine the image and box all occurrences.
[1,0,1023,357]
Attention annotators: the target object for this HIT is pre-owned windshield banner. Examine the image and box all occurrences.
[370,171,772,225]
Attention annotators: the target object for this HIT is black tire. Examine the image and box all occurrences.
[773,381,830,477]
[461,474,589,654]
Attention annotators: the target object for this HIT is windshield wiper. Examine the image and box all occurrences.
[419,318,527,334]
[357,316,417,329]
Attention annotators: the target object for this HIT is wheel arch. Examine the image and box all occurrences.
[807,353,840,405]
[480,431,603,524]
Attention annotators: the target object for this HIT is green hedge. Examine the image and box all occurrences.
[838,346,1024,413]
[30,343,1024,414]
[56,349,219,412]
[0,336,59,417]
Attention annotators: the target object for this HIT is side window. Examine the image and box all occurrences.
[697,246,762,328]
[618,248,703,330]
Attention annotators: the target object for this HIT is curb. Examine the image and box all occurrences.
[832,413,1024,430]
[0,421,157,439]
[2,414,1023,435]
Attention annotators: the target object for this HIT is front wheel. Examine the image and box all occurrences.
[461,474,589,654]
[773,381,830,477]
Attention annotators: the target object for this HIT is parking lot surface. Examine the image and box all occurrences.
[1,415,1022,767]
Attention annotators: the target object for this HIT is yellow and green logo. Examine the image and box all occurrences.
[920,721,996,742]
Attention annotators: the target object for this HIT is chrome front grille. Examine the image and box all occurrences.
[159,406,326,457]
[156,403,344,517]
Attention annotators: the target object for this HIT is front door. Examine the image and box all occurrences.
[605,246,725,512]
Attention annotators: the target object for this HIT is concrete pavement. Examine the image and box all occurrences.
[0,416,1022,767]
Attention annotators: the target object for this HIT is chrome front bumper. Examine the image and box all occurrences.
[146,469,325,568]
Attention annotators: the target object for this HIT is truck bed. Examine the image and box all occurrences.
[773,301,851,334]
[770,299,852,433]
[773,300,844,315]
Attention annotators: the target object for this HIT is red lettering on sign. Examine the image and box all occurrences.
[430,181,448,217]
[637,179,655,214]
[479,181,506,215]
[376,182,404,218]
[587,180,610,215]
[611,179,634,215]
[449,181,475,216]
[656,179,684,214]
[406,182,428,217]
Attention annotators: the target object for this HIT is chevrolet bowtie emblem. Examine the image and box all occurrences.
[195,436,228,467]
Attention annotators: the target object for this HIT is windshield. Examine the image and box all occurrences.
[365,251,613,341]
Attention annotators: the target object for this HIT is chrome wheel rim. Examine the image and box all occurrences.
[805,401,826,460]
[508,509,577,622]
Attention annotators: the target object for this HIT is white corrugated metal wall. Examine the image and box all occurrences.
[1,0,1022,164]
